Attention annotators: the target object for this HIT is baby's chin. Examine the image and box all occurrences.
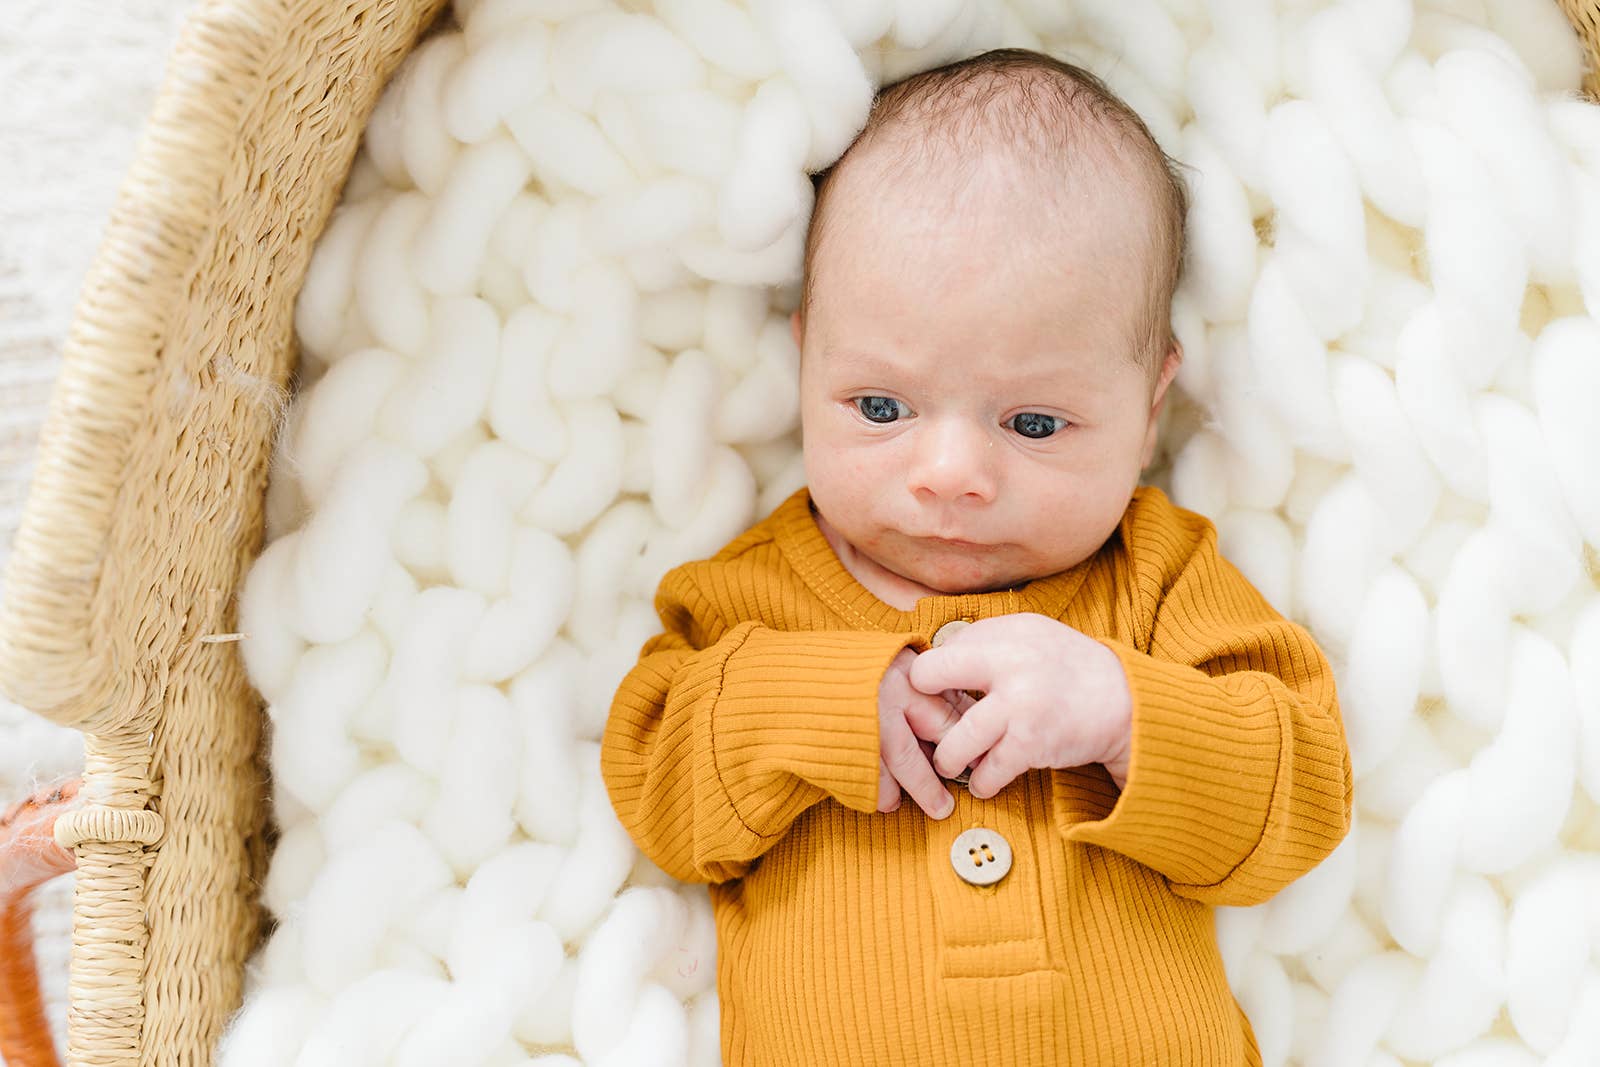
[874,540,1048,597]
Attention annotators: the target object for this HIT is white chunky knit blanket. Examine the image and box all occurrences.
[220,0,1600,1064]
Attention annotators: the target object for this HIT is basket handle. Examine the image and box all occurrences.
[0,778,80,1067]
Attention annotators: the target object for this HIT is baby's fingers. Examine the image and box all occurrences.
[963,736,1027,801]
[881,713,954,820]
[932,696,1008,782]
[877,757,900,813]
[903,688,962,744]
[908,643,993,697]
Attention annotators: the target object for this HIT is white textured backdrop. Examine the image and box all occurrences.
[8,3,1600,1066]
[0,2,195,1059]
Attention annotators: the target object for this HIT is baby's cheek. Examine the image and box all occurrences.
[1015,511,1101,573]
[815,452,882,515]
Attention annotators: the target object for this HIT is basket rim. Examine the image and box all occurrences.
[0,0,452,733]
[0,2,281,731]
[0,2,448,1063]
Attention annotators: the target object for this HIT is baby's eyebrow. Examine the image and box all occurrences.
[817,347,927,380]
[819,345,891,366]
[824,345,1099,390]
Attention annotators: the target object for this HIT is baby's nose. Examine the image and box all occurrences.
[907,418,997,504]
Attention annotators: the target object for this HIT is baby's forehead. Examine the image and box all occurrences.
[818,72,1163,249]
[802,52,1185,366]
[844,137,1144,218]
[818,133,1154,274]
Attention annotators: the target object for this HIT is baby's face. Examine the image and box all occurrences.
[794,153,1180,596]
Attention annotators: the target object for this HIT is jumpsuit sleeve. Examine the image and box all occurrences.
[601,563,920,884]
[1054,505,1354,908]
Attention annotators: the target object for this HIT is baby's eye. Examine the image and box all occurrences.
[1008,412,1065,439]
[856,396,910,424]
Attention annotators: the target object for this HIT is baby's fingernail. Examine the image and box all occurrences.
[936,796,954,818]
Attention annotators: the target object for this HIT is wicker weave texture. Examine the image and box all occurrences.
[0,1,1595,1065]
[1560,0,1600,96]
[0,1,446,1063]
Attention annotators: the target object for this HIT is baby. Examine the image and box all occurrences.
[602,48,1352,1067]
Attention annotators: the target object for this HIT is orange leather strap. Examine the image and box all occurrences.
[0,778,80,1067]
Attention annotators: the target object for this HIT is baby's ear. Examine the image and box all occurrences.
[790,309,805,351]
[1150,339,1183,408]
[1140,340,1184,470]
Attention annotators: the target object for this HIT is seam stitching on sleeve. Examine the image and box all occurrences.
[1172,676,1288,894]
[706,623,786,844]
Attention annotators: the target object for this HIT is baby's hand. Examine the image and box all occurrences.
[907,614,1133,799]
[876,648,963,819]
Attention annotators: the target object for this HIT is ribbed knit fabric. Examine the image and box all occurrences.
[601,486,1353,1067]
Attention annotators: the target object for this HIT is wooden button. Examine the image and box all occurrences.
[950,827,1011,886]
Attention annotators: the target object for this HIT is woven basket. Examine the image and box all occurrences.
[1,1,1597,1064]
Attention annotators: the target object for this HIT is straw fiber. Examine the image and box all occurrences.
[1560,0,1600,97]
[0,1,1594,1065]
[0,1,447,1063]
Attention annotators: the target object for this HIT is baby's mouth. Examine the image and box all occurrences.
[922,535,986,550]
